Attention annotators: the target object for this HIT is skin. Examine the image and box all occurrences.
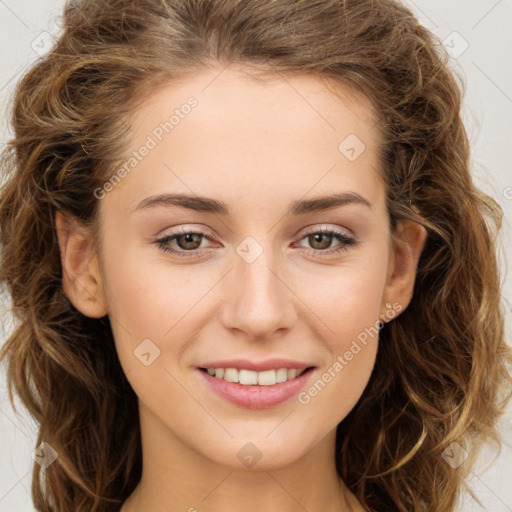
[56,66,427,512]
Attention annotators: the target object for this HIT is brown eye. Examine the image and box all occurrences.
[297,227,357,256]
[307,232,335,250]
[174,232,203,250]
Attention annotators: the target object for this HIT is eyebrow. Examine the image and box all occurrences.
[134,191,371,216]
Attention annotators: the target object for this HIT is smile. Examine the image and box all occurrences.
[197,362,316,409]
[199,367,310,385]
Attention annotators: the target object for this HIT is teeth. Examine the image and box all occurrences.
[258,370,276,385]
[224,368,238,383]
[276,368,288,383]
[205,367,308,385]
[239,369,258,385]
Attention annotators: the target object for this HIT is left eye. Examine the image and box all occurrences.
[154,227,357,258]
[295,228,356,255]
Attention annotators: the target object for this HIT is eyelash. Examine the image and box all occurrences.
[154,226,357,259]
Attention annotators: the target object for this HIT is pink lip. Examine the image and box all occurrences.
[197,366,316,409]
[198,358,312,372]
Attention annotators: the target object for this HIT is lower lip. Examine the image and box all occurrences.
[198,368,315,409]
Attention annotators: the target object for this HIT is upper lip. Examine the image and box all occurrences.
[198,358,314,372]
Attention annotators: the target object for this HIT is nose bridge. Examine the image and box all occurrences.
[221,234,295,339]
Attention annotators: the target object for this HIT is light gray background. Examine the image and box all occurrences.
[1,1,511,511]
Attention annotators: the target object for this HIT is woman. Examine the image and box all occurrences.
[1,0,510,511]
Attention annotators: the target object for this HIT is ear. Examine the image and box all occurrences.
[55,210,108,318]
[381,218,427,321]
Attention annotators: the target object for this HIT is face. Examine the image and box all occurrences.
[58,66,425,471]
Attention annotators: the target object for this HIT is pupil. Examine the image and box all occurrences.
[311,233,331,249]
[180,233,200,249]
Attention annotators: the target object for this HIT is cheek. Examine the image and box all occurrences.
[99,246,219,367]
[297,254,388,345]
[293,256,387,415]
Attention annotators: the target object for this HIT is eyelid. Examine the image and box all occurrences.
[299,224,353,238]
[156,224,216,239]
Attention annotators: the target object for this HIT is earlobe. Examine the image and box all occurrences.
[381,219,427,320]
[55,211,108,318]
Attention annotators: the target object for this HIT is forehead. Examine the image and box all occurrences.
[130,66,378,145]
[107,66,385,214]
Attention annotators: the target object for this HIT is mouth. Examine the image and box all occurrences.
[197,362,316,409]
[198,366,315,385]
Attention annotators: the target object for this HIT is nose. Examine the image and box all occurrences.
[219,243,297,341]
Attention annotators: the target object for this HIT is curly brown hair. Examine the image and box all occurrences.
[1,0,511,511]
